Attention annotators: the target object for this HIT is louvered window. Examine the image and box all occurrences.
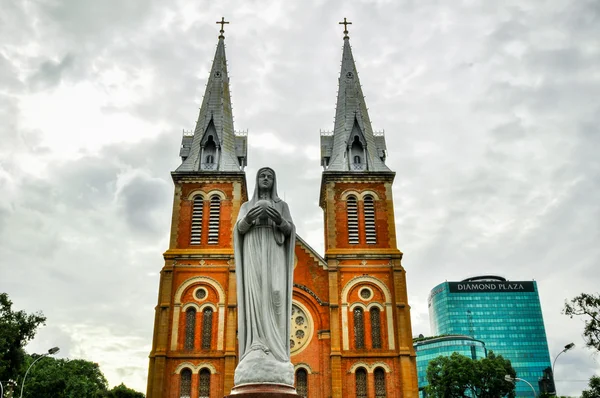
[356,368,367,398]
[199,368,211,398]
[180,368,192,398]
[295,369,308,397]
[371,307,382,349]
[201,308,213,349]
[208,195,221,244]
[184,308,196,350]
[364,195,376,244]
[347,196,359,244]
[190,195,204,245]
[375,367,387,398]
[354,307,365,349]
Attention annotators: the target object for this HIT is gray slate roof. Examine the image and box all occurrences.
[321,37,390,172]
[176,37,246,172]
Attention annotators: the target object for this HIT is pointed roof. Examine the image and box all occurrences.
[321,35,390,172]
[176,33,246,172]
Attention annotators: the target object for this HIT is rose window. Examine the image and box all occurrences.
[195,288,207,300]
[290,303,312,355]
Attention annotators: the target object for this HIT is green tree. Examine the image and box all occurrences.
[21,355,108,398]
[425,351,516,398]
[563,293,600,351]
[582,375,600,398]
[426,352,476,397]
[0,292,46,384]
[103,383,145,398]
[472,352,516,398]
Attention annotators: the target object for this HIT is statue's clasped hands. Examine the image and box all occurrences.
[245,203,283,225]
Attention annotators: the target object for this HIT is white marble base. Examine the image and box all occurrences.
[234,348,294,386]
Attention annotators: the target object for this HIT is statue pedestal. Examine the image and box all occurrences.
[225,383,301,397]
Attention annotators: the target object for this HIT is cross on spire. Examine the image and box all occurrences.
[216,17,229,38]
[339,17,352,38]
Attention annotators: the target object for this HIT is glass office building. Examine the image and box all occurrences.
[428,276,552,397]
[414,335,487,397]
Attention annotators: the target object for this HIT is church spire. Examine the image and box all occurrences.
[176,18,247,172]
[320,20,389,172]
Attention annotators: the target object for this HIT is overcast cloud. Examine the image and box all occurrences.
[1,0,598,395]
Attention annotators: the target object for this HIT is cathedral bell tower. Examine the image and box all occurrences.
[146,19,247,398]
[319,20,419,397]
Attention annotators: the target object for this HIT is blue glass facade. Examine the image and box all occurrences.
[428,277,552,397]
[414,335,487,397]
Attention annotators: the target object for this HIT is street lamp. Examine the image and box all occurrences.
[505,375,537,397]
[552,342,575,375]
[19,347,59,398]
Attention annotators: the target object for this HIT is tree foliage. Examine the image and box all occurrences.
[0,292,46,383]
[0,293,144,397]
[103,383,145,398]
[582,375,600,398]
[563,293,600,351]
[21,356,108,398]
[21,355,145,398]
[425,351,516,398]
[426,353,476,397]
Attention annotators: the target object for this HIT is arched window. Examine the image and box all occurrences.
[199,368,211,398]
[370,307,382,349]
[295,368,308,397]
[180,368,192,398]
[190,195,204,245]
[350,136,364,170]
[184,308,196,350]
[354,307,365,349]
[374,367,387,398]
[201,307,213,349]
[202,134,217,170]
[364,195,377,244]
[347,196,359,244]
[208,195,221,244]
[355,368,367,398]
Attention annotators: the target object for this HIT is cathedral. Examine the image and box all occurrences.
[146,20,418,398]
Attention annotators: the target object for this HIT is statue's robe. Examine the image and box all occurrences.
[233,168,296,386]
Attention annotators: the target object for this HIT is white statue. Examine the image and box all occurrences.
[233,167,296,386]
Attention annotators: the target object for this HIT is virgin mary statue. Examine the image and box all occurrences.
[233,167,296,386]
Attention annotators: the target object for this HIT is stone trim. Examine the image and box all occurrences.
[294,283,329,306]
[174,276,225,305]
[174,362,218,374]
[172,277,226,351]
[347,361,392,374]
[206,189,227,200]
[341,276,395,350]
[294,363,313,374]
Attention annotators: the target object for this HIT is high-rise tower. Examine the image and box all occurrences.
[428,276,553,397]
[318,21,419,397]
[146,21,248,398]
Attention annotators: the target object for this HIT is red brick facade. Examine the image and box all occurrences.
[146,169,418,397]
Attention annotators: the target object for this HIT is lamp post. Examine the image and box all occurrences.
[552,342,575,375]
[505,375,537,397]
[19,347,59,398]
[551,342,574,396]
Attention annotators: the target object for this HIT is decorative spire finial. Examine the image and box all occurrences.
[339,17,352,38]
[216,17,229,38]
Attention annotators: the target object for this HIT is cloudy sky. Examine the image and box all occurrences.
[1,0,599,395]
